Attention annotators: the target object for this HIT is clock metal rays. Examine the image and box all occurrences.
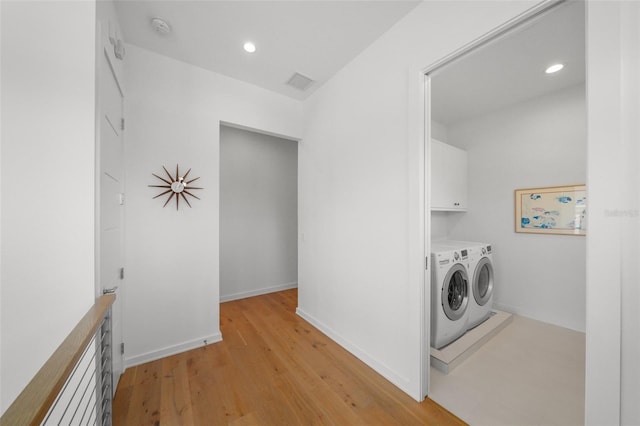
[149,165,203,210]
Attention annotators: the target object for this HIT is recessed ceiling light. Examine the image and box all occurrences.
[243,42,256,53]
[150,17,171,35]
[545,63,564,74]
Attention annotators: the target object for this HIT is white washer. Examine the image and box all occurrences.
[434,240,495,330]
[430,242,470,349]
[466,243,494,329]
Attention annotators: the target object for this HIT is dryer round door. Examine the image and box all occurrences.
[442,263,469,321]
[473,257,494,306]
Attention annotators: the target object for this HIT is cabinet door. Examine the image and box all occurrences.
[448,145,467,209]
[430,140,448,208]
[430,139,467,211]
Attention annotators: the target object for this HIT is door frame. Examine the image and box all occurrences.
[415,0,566,398]
[94,23,125,300]
[94,19,126,392]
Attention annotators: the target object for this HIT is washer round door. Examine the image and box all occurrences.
[442,263,469,321]
[473,257,494,306]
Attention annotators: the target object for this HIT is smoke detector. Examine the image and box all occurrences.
[151,17,171,35]
[286,72,315,91]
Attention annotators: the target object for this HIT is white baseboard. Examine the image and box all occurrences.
[295,308,412,395]
[124,332,223,368]
[220,282,298,303]
[493,301,585,333]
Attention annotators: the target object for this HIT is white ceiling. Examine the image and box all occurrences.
[431,1,585,126]
[114,1,585,115]
[114,0,421,100]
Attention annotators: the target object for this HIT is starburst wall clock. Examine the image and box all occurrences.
[149,165,203,210]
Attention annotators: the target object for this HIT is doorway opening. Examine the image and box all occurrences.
[422,1,586,423]
[219,124,299,303]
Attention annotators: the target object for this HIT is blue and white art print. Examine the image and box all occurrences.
[515,184,586,235]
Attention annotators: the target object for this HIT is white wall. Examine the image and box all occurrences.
[431,119,448,142]
[123,45,303,366]
[0,1,96,413]
[618,4,640,424]
[445,84,586,332]
[298,0,538,400]
[219,125,298,302]
[585,1,640,424]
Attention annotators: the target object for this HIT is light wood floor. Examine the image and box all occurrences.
[113,289,465,425]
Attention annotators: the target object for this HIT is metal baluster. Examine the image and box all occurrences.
[40,307,113,426]
[99,308,113,426]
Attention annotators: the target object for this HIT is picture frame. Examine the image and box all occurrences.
[514,184,586,235]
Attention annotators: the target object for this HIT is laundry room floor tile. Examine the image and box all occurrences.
[429,315,585,426]
[431,310,513,373]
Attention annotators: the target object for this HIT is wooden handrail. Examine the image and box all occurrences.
[0,294,115,426]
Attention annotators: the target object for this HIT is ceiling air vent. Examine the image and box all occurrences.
[286,72,315,91]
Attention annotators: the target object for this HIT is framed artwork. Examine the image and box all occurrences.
[514,184,586,235]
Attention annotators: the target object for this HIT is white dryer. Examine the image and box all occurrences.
[430,242,470,349]
[466,243,494,329]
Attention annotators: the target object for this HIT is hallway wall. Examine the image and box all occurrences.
[0,0,97,412]
[586,2,640,423]
[298,0,539,400]
[123,45,303,366]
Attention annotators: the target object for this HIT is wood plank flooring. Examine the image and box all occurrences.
[113,289,465,425]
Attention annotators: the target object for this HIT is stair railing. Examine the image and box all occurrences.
[1,294,116,425]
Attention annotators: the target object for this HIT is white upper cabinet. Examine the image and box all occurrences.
[431,139,468,211]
